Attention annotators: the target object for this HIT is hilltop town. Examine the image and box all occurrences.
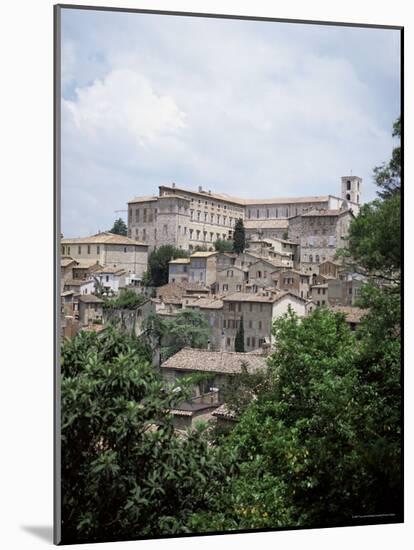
[60,174,368,428]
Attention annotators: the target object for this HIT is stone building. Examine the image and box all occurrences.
[215,265,248,294]
[77,294,104,326]
[272,269,311,299]
[168,258,190,283]
[222,290,310,351]
[188,251,218,287]
[288,208,354,274]
[127,177,361,252]
[61,232,149,278]
[161,347,268,399]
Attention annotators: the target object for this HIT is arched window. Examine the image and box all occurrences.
[346,193,351,200]
[309,254,313,263]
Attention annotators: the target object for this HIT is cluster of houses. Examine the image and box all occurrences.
[60,178,368,430]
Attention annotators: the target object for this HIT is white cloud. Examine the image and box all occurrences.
[63,68,186,147]
[60,10,400,236]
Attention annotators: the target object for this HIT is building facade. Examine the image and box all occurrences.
[61,232,149,277]
[128,177,361,252]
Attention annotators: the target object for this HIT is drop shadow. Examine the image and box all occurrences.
[21,525,53,543]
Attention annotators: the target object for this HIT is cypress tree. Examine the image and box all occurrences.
[233,218,246,254]
[235,316,245,352]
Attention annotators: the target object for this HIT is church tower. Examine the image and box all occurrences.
[341,175,362,205]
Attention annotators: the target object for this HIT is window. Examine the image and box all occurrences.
[315,255,320,263]
[135,209,140,222]
[97,246,100,254]
[142,229,146,241]
[223,284,228,291]
[251,337,256,348]
[258,320,262,330]
[259,304,263,312]
[257,210,260,218]
[249,303,253,312]
[237,303,242,312]
[67,246,71,255]
[246,337,250,347]
[248,320,253,328]
[257,270,262,278]
[229,303,235,311]
[197,212,200,221]
[223,319,227,328]
[309,254,313,263]
[124,246,127,252]
[346,194,351,200]
[87,245,90,254]
[78,245,81,255]
[266,209,269,218]
[105,275,109,282]
[347,180,351,190]
[236,284,241,291]
[227,338,231,347]
[143,208,147,222]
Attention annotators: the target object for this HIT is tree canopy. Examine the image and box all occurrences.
[145,245,188,287]
[214,239,234,253]
[61,328,233,543]
[233,218,246,254]
[373,117,401,199]
[142,309,211,362]
[109,218,128,236]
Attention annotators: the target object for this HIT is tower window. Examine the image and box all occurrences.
[347,180,351,190]
[346,194,351,201]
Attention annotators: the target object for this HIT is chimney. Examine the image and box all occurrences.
[198,185,203,193]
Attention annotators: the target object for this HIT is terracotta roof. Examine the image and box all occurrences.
[190,251,217,258]
[95,266,126,275]
[185,297,224,310]
[158,184,331,207]
[212,404,237,421]
[77,294,104,304]
[64,279,94,287]
[161,347,268,374]
[128,195,158,204]
[73,261,102,270]
[61,257,78,268]
[156,281,209,301]
[169,258,190,264]
[330,306,368,323]
[61,231,148,247]
[222,292,278,303]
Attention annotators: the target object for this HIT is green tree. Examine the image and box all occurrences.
[373,117,401,199]
[142,309,211,362]
[234,316,245,352]
[109,218,127,236]
[194,307,402,531]
[347,194,401,283]
[102,289,146,310]
[147,245,188,287]
[214,239,234,253]
[61,328,233,543]
[233,218,246,254]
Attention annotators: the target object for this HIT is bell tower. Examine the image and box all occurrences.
[341,175,362,205]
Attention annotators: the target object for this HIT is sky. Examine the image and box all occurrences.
[60,8,401,238]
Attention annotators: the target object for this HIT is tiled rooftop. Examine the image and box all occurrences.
[161,347,268,374]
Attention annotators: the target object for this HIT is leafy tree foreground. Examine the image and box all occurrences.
[61,328,233,543]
